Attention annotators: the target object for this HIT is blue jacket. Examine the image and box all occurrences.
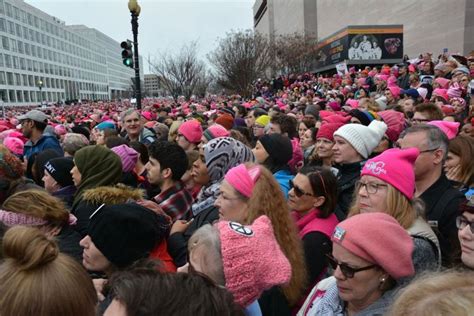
[23,134,63,160]
[274,169,294,200]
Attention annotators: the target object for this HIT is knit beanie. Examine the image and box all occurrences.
[433,88,449,102]
[0,151,23,180]
[44,157,75,187]
[215,114,234,130]
[88,203,169,268]
[316,123,344,142]
[111,144,139,173]
[427,121,460,140]
[434,77,450,89]
[349,109,374,126]
[417,87,428,100]
[333,121,388,159]
[259,134,293,165]
[178,120,203,143]
[361,148,419,199]
[255,115,271,127]
[217,215,292,307]
[225,164,261,198]
[327,101,341,111]
[378,110,405,142]
[95,121,116,131]
[345,99,359,109]
[375,97,387,110]
[304,105,319,119]
[3,137,24,156]
[447,85,463,99]
[387,86,401,99]
[332,212,415,280]
[203,124,230,141]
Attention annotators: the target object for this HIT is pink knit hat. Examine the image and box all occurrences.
[54,124,67,136]
[427,121,460,140]
[178,119,203,144]
[203,124,230,141]
[361,148,419,199]
[345,99,359,109]
[433,88,449,102]
[332,212,415,280]
[434,77,450,89]
[225,164,261,198]
[447,85,463,99]
[3,137,24,156]
[387,86,401,99]
[217,215,292,307]
[378,110,405,142]
[111,144,139,172]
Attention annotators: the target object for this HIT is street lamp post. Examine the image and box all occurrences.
[128,0,142,110]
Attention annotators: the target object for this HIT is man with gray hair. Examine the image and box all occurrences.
[398,124,465,266]
[120,109,156,146]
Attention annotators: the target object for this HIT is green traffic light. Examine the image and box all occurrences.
[123,58,133,67]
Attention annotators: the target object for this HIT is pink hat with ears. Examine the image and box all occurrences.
[387,86,401,99]
[433,88,449,102]
[434,77,450,89]
[387,76,398,87]
[345,99,359,109]
[428,121,460,140]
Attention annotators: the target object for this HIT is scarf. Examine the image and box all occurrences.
[72,145,123,209]
[192,137,254,215]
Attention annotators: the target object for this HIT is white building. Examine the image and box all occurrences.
[0,0,136,106]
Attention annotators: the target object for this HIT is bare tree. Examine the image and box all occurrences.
[273,33,319,75]
[148,42,208,101]
[208,30,273,98]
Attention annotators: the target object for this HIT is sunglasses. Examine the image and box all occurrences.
[326,254,377,279]
[456,216,474,234]
[289,179,313,197]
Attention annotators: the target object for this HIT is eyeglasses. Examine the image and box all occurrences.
[456,216,474,234]
[411,118,430,124]
[326,254,377,279]
[356,180,387,194]
[289,179,313,197]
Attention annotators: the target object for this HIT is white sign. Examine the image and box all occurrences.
[336,62,349,76]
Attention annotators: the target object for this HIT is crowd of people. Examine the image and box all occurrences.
[0,50,473,315]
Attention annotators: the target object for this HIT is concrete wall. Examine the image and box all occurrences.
[272,0,305,35]
[316,0,469,57]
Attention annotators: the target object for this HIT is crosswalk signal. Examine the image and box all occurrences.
[121,40,134,68]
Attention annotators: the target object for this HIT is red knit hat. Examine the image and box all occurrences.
[316,123,344,142]
[332,212,415,280]
[215,114,234,130]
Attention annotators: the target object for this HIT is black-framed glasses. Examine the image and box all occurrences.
[289,179,313,197]
[326,254,377,279]
[355,180,388,194]
[456,216,474,234]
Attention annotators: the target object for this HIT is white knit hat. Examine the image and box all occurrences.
[334,120,388,159]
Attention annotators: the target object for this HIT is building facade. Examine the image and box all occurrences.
[254,0,474,60]
[0,0,135,106]
[144,74,161,97]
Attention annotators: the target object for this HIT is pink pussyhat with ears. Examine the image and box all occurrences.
[428,121,460,140]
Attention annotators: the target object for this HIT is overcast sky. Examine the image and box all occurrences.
[25,0,254,72]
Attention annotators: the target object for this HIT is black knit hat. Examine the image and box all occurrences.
[88,203,169,268]
[349,109,372,126]
[44,157,74,187]
[259,134,293,165]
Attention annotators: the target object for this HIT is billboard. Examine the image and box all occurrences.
[315,25,404,72]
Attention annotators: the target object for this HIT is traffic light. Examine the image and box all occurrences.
[121,40,133,68]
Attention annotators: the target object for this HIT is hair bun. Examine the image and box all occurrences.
[2,226,59,270]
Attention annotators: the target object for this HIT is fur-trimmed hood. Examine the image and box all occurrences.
[81,184,144,205]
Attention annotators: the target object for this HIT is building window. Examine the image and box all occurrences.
[4,55,11,68]
[6,72,13,85]
[8,90,15,102]
[2,36,9,50]
[0,72,5,85]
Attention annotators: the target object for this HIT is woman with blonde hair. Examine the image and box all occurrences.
[349,148,441,273]
[389,270,474,316]
[213,162,307,313]
[0,226,97,316]
[1,190,82,262]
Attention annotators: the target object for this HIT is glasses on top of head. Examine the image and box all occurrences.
[456,216,474,234]
[326,254,377,279]
[289,179,313,198]
[355,180,387,195]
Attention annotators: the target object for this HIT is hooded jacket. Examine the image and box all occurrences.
[23,133,63,160]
